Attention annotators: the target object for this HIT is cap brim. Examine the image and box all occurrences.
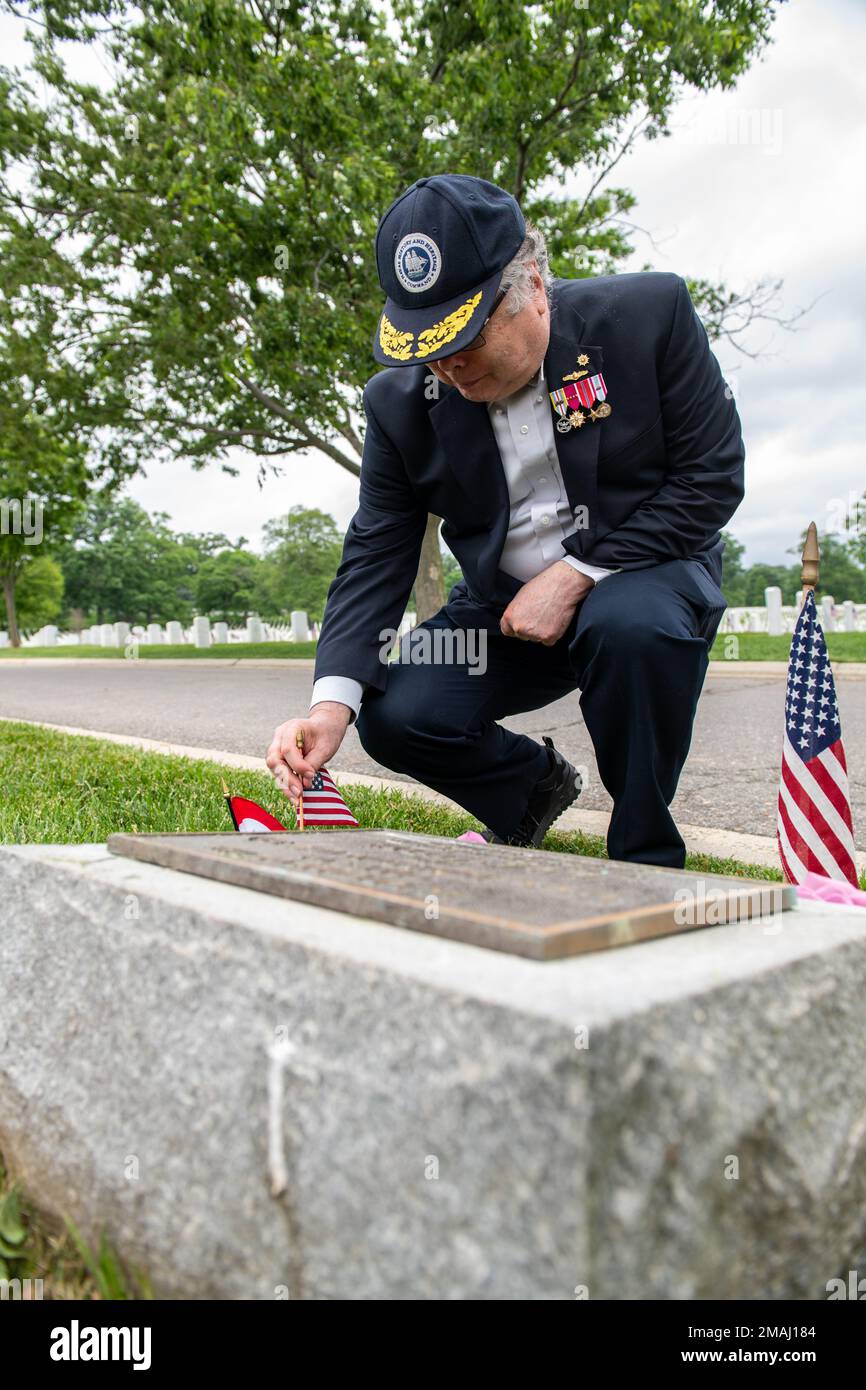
[372,268,503,367]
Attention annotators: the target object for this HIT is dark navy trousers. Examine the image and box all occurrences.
[355,558,728,868]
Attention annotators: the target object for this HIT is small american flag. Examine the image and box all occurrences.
[776,590,858,885]
[299,768,359,828]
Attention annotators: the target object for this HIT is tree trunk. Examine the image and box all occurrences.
[2,574,21,647]
[414,513,445,623]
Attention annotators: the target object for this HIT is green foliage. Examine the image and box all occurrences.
[193,547,262,622]
[14,554,65,631]
[0,0,783,487]
[54,490,237,624]
[0,1149,150,1299]
[720,529,866,606]
[65,1218,153,1301]
[0,1188,27,1279]
[254,506,344,622]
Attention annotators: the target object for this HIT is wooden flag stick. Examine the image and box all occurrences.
[220,777,238,831]
[295,731,305,831]
[801,521,820,606]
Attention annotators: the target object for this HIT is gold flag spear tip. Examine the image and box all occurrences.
[220,777,230,797]
[295,730,305,832]
[801,520,820,602]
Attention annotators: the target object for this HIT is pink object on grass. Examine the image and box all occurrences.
[456,830,488,844]
[794,871,866,909]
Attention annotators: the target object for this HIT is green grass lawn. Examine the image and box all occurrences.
[0,641,317,659]
[3,633,865,662]
[0,718,830,886]
[708,631,866,662]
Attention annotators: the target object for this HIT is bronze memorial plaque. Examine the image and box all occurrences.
[106,829,797,961]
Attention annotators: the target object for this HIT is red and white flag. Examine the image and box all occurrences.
[776,590,858,885]
[221,772,358,832]
[224,790,288,833]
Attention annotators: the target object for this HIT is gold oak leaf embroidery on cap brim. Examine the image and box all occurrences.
[414,291,483,358]
[379,313,414,361]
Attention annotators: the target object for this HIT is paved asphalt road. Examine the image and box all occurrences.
[1,661,864,844]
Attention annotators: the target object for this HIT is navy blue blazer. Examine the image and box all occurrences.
[315,271,745,694]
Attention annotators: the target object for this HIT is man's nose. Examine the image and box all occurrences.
[435,349,470,371]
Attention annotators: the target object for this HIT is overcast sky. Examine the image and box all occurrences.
[4,0,864,565]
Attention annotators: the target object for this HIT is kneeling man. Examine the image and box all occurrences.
[267,173,745,868]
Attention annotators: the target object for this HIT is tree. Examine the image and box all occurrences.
[2,0,787,625]
[0,437,89,646]
[787,531,866,604]
[14,553,64,631]
[56,492,209,624]
[194,548,262,623]
[719,529,746,602]
[255,506,344,623]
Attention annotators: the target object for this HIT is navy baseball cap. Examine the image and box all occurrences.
[372,173,526,367]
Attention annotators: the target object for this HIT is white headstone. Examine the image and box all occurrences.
[843,601,857,632]
[213,621,228,644]
[100,623,115,647]
[114,621,130,647]
[166,620,184,644]
[42,625,59,647]
[246,616,263,643]
[146,623,162,644]
[193,616,211,648]
[821,595,835,632]
[0,631,8,647]
[748,610,761,632]
[764,587,783,636]
[290,610,310,642]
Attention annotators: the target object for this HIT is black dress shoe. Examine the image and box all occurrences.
[480,737,582,848]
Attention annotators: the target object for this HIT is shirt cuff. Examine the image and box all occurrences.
[560,555,620,583]
[309,677,366,725]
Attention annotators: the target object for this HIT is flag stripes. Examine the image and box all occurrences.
[776,589,858,886]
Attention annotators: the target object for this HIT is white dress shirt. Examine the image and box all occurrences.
[310,363,618,722]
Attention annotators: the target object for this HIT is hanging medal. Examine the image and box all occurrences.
[549,385,579,433]
[549,368,612,432]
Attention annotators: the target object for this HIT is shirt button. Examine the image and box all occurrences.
[520,424,529,435]
[535,396,543,404]
[497,408,505,415]
[540,515,552,528]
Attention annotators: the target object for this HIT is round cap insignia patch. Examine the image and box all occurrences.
[394,234,442,293]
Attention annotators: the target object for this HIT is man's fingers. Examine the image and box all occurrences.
[265,722,321,803]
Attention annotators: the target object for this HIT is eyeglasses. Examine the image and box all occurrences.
[429,286,509,361]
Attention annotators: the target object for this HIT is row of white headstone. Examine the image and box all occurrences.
[718,589,865,635]
[2,611,314,648]
[2,594,863,646]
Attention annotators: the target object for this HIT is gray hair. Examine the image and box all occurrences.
[498,222,552,314]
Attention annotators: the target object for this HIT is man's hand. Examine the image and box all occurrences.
[500,560,593,645]
[266,702,352,806]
